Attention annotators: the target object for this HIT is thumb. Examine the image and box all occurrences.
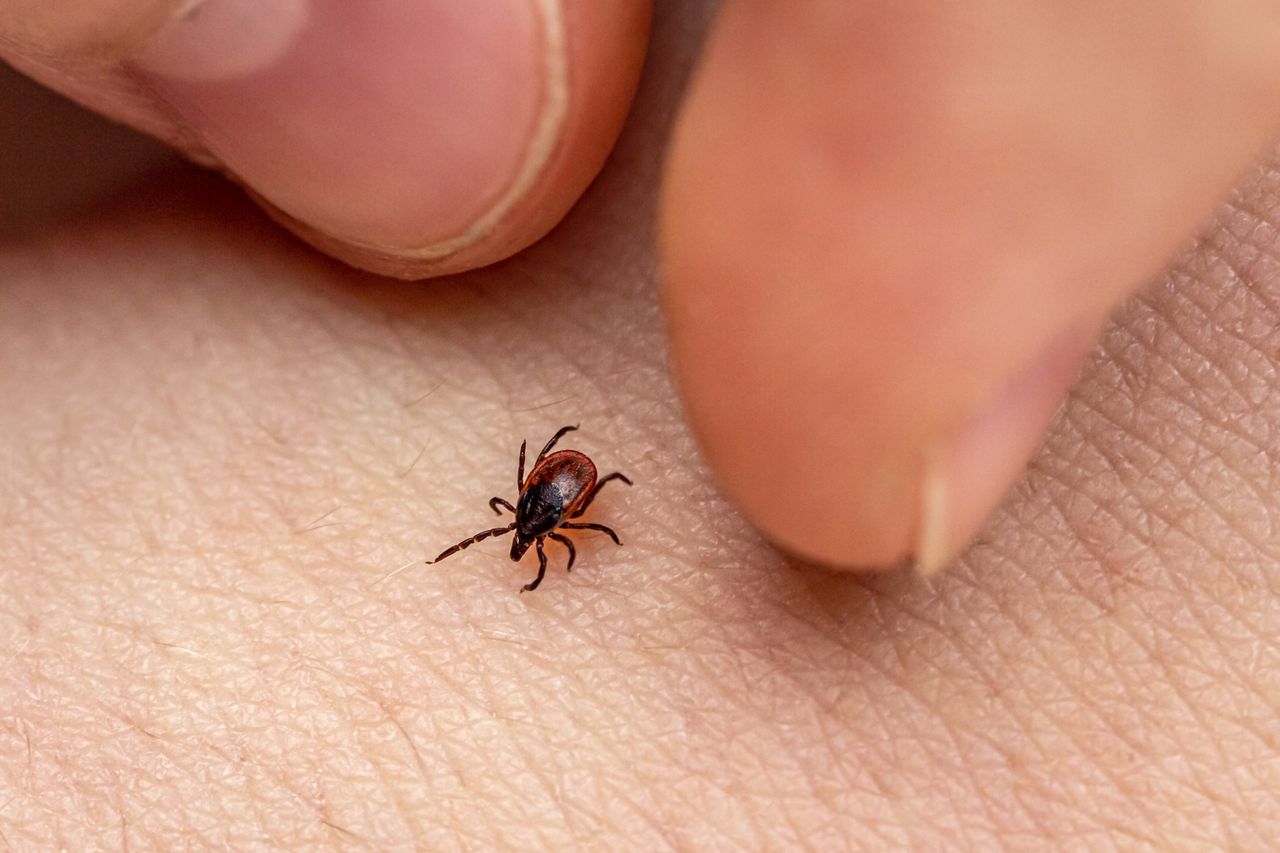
[661,0,1280,571]
[1,0,650,278]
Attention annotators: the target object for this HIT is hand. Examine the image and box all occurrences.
[3,3,1279,847]
[5,0,1277,571]
[5,1,1277,570]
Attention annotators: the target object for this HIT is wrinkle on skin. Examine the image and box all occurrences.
[4,14,1280,852]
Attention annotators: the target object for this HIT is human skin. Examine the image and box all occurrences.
[3,8,1280,853]
[11,0,1280,575]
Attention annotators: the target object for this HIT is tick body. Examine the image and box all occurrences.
[428,426,632,592]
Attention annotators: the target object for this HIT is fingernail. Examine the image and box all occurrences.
[129,0,561,255]
[915,325,1097,576]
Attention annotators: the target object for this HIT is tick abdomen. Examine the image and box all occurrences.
[518,450,597,534]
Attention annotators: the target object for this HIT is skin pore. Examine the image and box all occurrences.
[3,7,1280,850]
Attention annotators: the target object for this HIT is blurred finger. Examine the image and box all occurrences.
[661,0,1280,569]
[1,0,651,277]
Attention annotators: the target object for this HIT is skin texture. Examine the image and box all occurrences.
[3,7,1280,851]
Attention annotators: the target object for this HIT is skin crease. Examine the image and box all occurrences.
[3,9,1280,853]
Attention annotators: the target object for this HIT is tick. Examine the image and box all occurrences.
[428,425,633,592]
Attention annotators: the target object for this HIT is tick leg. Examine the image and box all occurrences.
[517,440,527,491]
[570,472,633,518]
[536,424,579,466]
[548,532,576,573]
[489,496,516,515]
[522,538,549,593]
[559,522,622,546]
[428,523,516,564]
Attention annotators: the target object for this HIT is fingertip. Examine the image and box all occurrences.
[662,0,1280,570]
[4,0,652,279]
[127,0,650,278]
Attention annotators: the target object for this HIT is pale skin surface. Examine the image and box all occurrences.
[4,9,1280,853]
